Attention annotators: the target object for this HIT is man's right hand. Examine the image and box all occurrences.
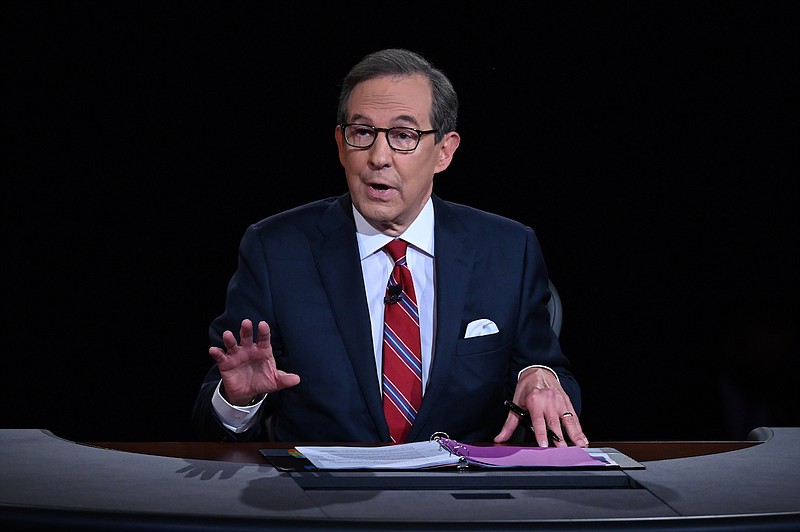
[208,319,301,406]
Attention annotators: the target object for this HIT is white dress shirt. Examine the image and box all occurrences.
[353,198,436,392]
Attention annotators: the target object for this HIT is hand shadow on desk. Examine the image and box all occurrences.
[176,460,246,481]
[173,461,377,510]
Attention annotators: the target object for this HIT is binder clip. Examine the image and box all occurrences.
[431,432,454,457]
[430,432,469,471]
[452,444,469,470]
[430,431,449,444]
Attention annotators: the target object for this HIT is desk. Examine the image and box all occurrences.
[1,428,799,530]
[83,439,762,464]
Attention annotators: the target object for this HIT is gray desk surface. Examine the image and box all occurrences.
[1,428,799,530]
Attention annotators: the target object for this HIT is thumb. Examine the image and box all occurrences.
[275,370,301,390]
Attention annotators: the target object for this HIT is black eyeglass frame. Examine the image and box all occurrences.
[340,123,439,152]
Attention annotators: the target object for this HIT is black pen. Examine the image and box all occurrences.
[504,399,561,443]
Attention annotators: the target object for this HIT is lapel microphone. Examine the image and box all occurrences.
[384,284,402,304]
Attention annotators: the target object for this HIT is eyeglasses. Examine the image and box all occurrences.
[340,123,438,152]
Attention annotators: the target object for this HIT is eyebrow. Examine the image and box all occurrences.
[349,113,421,128]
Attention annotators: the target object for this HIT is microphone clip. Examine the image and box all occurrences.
[384,284,402,304]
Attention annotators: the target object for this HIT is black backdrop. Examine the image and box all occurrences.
[5,2,798,442]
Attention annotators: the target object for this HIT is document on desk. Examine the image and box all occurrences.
[292,440,618,470]
[295,441,457,470]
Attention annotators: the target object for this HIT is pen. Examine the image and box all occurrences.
[504,399,561,443]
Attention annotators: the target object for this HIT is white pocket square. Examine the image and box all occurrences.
[464,318,499,338]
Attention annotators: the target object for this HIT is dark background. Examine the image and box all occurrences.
[4,2,797,443]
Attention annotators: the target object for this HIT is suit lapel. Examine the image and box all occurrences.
[311,195,387,436]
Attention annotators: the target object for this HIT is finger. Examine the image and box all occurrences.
[208,346,226,363]
[239,319,254,347]
[221,330,239,352]
[493,413,520,443]
[530,415,552,448]
[524,400,555,447]
[562,415,589,447]
[556,399,589,447]
[546,414,567,447]
[255,320,271,349]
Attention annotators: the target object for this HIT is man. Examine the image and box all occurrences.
[192,48,588,448]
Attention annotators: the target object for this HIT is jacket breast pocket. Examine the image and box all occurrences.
[456,333,506,356]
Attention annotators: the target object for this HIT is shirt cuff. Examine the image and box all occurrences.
[518,364,560,382]
[211,381,264,434]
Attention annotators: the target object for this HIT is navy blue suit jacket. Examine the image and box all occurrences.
[192,193,581,443]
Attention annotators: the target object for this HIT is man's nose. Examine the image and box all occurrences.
[368,132,394,164]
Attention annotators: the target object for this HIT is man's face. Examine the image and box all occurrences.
[335,74,460,236]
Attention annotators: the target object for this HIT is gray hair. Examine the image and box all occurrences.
[337,48,458,144]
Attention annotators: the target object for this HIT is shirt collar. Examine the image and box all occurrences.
[353,198,435,260]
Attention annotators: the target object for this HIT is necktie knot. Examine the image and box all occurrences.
[384,239,408,263]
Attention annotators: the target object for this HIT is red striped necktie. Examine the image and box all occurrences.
[381,238,422,443]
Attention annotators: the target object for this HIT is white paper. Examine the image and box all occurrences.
[295,441,457,470]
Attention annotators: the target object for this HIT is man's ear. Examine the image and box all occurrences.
[334,125,347,166]
[434,131,461,173]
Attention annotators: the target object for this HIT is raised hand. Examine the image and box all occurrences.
[208,319,300,405]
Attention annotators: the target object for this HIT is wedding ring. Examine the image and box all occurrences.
[562,412,574,418]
